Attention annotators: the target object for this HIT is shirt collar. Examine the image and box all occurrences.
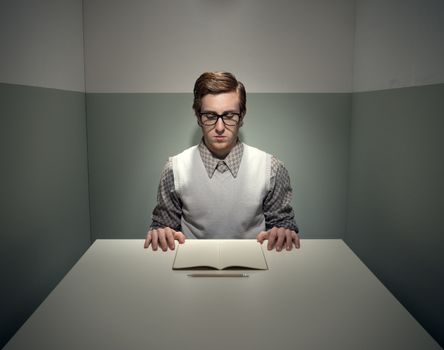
[198,139,244,178]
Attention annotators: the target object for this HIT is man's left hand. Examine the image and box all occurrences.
[257,227,300,251]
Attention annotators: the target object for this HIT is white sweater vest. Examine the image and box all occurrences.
[171,144,271,239]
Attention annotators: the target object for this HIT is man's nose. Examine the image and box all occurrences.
[215,118,225,133]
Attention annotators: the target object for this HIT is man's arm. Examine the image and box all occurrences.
[257,156,300,251]
[144,160,186,251]
[150,159,182,231]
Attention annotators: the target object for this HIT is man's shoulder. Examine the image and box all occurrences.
[242,143,281,162]
[173,144,199,157]
[242,143,268,156]
[161,145,199,174]
[169,145,201,178]
[242,143,287,177]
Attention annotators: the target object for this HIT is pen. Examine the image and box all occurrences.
[187,273,249,277]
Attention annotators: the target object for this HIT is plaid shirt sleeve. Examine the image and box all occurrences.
[263,156,299,232]
[149,159,182,231]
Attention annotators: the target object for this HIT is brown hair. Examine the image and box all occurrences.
[192,71,246,117]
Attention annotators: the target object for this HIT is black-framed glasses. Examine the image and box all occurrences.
[198,112,241,126]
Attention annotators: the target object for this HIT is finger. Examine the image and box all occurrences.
[275,227,286,251]
[293,232,301,249]
[165,227,176,250]
[151,230,159,250]
[144,231,152,249]
[256,231,268,244]
[174,231,186,244]
[268,227,278,250]
[285,229,293,251]
[158,229,168,252]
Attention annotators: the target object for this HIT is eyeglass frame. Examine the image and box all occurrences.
[198,111,243,126]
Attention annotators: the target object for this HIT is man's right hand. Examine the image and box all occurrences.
[144,227,186,251]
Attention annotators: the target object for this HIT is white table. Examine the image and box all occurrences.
[4,239,441,349]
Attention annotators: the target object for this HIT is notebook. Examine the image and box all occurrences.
[172,239,268,270]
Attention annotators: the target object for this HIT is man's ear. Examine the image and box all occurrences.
[196,116,202,127]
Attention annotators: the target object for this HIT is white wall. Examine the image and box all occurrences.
[3,0,443,93]
[0,0,85,91]
[353,0,444,92]
[83,0,355,93]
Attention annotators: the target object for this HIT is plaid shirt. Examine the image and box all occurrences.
[150,139,299,233]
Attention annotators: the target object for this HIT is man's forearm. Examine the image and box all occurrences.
[149,160,182,232]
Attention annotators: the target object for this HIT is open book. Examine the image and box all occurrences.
[172,239,268,270]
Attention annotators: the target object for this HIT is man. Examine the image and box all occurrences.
[144,71,300,252]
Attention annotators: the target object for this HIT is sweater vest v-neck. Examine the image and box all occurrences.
[171,144,271,239]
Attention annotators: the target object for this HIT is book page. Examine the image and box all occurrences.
[172,240,219,269]
[219,240,268,270]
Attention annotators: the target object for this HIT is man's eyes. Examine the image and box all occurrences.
[204,113,236,119]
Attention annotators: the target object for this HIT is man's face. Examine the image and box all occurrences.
[199,91,242,159]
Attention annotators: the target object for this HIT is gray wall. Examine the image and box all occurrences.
[347,84,444,346]
[347,0,444,346]
[83,0,355,93]
[0,0,90,348]
[352,0,444,91]
[0,0,85,91]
